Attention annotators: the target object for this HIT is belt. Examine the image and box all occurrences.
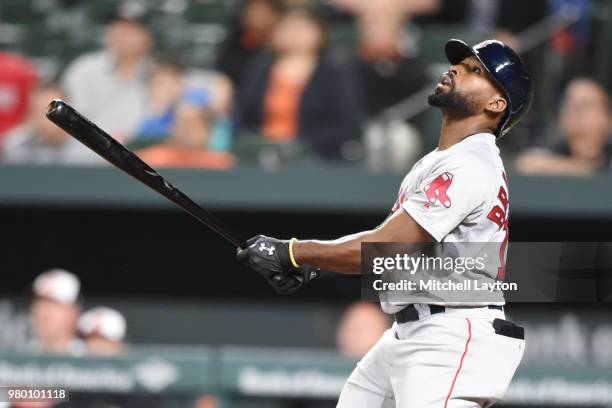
[395,304,504,324]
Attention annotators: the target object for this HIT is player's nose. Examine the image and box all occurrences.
[449,65,459,77]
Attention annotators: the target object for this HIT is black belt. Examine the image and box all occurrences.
[395,304,504,324]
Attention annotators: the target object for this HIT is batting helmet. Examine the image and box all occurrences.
[444,39,533,138]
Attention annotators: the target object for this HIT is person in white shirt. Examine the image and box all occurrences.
[62,1,153,143]
[29,269,85,355]
[237,38,533,408]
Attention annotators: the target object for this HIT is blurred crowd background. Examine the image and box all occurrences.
[1,1,612,408]
[0,0,610,174]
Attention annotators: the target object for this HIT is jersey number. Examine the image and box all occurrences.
[487,173,509,280]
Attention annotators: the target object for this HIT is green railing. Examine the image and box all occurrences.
[0,347,610,406]
[0,165,611,217]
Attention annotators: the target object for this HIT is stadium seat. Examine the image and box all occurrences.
[183,1,236,24]
[0,0,45,24]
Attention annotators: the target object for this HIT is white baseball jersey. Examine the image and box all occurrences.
[338,134,524,408]
[383,133,509,310]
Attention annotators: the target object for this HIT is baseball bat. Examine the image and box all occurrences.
[45,99,247,249]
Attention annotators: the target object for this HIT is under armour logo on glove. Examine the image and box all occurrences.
[258,243,276,256]
[424,172,453,208]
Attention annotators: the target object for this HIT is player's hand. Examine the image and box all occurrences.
[236,235,319,295]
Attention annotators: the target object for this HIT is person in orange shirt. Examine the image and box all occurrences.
[235,7,362,160]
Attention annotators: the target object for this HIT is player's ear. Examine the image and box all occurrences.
[486,94,507,115]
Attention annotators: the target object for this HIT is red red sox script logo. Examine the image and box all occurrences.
[424,172,453,208]
[487,172,510,280]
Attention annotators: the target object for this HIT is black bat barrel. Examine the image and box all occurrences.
[46,99,117,157]
[46,99,171,196]
[45,99,246,248]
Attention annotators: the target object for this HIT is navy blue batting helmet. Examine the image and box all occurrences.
[444,39,533,138]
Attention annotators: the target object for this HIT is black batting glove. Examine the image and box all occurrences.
[236,235,319,295]
[236,235,293,277]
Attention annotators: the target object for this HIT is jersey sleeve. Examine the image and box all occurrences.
[401,156,485,242]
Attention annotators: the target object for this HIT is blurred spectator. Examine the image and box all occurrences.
[550,0,601,104]
[333,0,440,18]
[0,53,38,141]
[133,58,187,145]
[71,308,161,407]
[2,82,100,165]
[133,58,235,152]
[29,269,83,354]
[356,47,428,120]
[194,396,219,408]
[203,72,235,151]
[136,93,236,168]
[364,120,423,172]
[70,306,163,408]
[413,0,547,34]
[515,78,611,176]
[329,0,434,171]
[78,306,126,356]
[550,0,591,57]
[236,7,362,160]
[346,0,431,118]
[336,301,390,359]
[62,1,153,143]
[215,0,284,86]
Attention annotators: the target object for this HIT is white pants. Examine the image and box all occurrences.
[337,306,525,408]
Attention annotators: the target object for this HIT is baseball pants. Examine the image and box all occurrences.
[336,306,525,408]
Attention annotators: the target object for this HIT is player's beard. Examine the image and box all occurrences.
[428,78,479,118]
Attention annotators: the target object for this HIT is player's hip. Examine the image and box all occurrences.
[394,303,505,322]
[347,316,525,407]
[389,311,524,405]
[390,304,524,371]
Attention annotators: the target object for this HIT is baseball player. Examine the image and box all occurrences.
[237,39,533,407]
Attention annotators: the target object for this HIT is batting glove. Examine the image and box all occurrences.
[236,235,319,295]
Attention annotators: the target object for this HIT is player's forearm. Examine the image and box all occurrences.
[293,230,377,275]
[292,210,433,275]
